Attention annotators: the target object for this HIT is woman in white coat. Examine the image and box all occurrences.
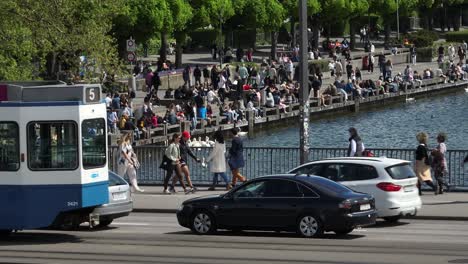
[117,132,144,193]
[207,130,232,191]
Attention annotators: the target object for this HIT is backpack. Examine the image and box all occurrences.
[424,146,433,166]
[362,150,374,157]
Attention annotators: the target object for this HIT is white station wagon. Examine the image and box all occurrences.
[289,157,422,223]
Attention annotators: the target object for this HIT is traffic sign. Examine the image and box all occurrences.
[127,52,136,62]
[126,38,136,52]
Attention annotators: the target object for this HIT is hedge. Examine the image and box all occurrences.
[188,29,219,49]
[405,30,439,48]
[308,59,329,73]
[416,47,433,62]
[446,30,468,43]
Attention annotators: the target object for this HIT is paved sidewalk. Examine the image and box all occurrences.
[131,186,468,221]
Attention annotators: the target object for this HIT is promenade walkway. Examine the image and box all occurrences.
[131,186,468,221]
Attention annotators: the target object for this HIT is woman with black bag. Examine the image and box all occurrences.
[161,133,187,194]
[415,132,437,195]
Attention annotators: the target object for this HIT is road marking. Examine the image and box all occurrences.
[113,222,151,226]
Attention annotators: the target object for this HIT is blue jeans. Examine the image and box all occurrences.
[212,172,230,186]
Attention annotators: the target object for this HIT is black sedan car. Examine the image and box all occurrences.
[177,175,376,238]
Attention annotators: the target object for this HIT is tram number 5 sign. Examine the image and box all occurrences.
[85,87,101,104]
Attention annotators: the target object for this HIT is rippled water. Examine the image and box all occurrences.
[246,91,468,150]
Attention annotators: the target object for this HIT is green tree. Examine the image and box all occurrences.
[263,0,287,59]
[3,0,124,80]
[112,0,167,58]
[344,0,370,49]
[169,0,193,68]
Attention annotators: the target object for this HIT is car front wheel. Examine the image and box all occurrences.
[191,211,216,235]
[297,215,323,238]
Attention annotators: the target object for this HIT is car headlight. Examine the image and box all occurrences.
[178,204,185,211]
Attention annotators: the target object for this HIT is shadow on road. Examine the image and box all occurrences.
[166,230,365,240]
[367,220,410,229]
[0,232,82,245]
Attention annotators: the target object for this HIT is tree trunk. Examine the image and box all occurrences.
[46,52,57,80]
[160,31,168,62]
[384,22,391,45]
[439,8,445,32]
[290,16,296,48]
[349,19,356,50]
[175,31,186,69]
[270,31,278,60]
[311,15,320,50]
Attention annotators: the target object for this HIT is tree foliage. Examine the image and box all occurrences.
[1,0,124,80]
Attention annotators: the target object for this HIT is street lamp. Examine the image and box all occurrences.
[219,15,224,67]
[299,0,309,164]
[396,0,400,40]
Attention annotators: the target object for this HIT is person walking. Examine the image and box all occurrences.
[347,127,365,157]
[431,133,448,194]
[193,65,202,87]
[202,66,210,87]
[228,128,247,187]
[117,132,144,193]
[173,131,201,194]
[415,132,437,195]
[207,130,232,191]
[162,133,187,194]
[368,53,374,73]
[410,45,417,65]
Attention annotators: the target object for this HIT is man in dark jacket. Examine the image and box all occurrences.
[193,65,202,86]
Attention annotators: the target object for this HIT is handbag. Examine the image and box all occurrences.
[131,155,140,170]
[159,155,172,170]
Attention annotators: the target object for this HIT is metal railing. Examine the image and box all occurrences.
[108,146,468,188]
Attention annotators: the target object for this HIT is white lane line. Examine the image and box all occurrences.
[113,222,151,226]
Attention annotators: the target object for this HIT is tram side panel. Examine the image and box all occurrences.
[0,103,108,230]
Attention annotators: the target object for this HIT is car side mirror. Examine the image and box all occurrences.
[224,193,233,200]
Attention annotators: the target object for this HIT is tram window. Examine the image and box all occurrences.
[27,121,78,170]
[82,118,106,169]
[0,122,20,171]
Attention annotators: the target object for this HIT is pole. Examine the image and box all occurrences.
[299,0,309,164]
[396,0,400,40]
[219,17,223,67]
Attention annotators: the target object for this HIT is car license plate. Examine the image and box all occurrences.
[113,192,127,201]
[360,204,371,211]
[404,185,415,192]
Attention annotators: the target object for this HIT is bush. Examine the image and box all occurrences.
[405,30,439,47]
[416,47,433,62]
[230,61,259,69]
[446,30,468,43]
[308,59,329,74]
[188,29,218,49]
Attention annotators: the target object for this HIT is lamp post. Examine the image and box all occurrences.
[219,15,223,67]
[396,0,400,40]
[299,0,309,164]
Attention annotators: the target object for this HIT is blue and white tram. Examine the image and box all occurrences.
[0,82,109,233]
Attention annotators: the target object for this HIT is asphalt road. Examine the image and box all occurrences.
[1,213,468,264]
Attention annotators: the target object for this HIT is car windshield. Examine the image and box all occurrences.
[386,163,416,179]
[109,172,127,186]
[299,176,352,196]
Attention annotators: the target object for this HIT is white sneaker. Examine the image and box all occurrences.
[163,189,171,194]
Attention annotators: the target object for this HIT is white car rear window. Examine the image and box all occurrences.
[386,164,417,180]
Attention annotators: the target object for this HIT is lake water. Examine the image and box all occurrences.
[246,91,468,150]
